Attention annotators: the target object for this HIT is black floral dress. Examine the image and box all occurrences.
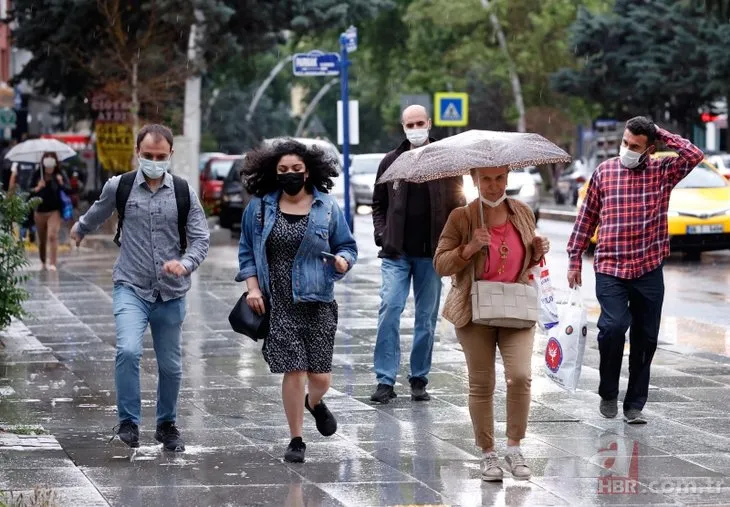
[263,208,338,374]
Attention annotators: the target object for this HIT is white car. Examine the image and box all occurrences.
[462,167,541,221]
[707,154,730,180]
[350,153,386,208]
[262,137,356,227]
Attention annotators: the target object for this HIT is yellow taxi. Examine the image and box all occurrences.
[576,152,730,257]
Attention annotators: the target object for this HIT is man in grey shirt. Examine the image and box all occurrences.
[71,124,209,452]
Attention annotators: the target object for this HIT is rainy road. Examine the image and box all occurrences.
[213,214,730,358]
[2,213,730,505]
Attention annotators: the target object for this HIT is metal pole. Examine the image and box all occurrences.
[245,55,293,125]
[295,78,339,138]
[183,11,203,196]
[339,34,352,231]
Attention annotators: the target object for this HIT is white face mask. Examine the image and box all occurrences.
[481,194,507,208]
[42,157,57,169]
[138,156,170,179]
[405,128,429,147]
[619,146,647,169]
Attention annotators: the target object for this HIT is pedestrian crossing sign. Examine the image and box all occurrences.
[434,92,468,127]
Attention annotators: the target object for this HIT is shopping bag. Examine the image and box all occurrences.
[544,287,587,392]
[528,258,559,331]
[60,190,73,221]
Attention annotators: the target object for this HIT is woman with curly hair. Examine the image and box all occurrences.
[236,139,358,463]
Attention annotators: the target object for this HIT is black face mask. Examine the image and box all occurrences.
[277,172,306,196]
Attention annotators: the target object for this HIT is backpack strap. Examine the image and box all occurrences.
[171,175,191,255]
[113,171,138,247]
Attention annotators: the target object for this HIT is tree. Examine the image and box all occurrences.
[0,191,39,331]
[11,0,237,128]
[552,0,713,134]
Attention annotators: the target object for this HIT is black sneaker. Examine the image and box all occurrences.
[623,408,647,425]
[284,437,306,463]
[305,394,337,436]
[111,420,139,448]
[599,398,618,419]
[155,421,185,452]
[370,383,397,404]
[410,377,431,401]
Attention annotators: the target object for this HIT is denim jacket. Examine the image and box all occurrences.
[236,188,358,303]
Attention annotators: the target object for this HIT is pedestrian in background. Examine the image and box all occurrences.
[434,165,550,481]
[237,139,357,463]
[71,124,210,452]
[28,152,69,271]
[370,105,465,404]
[567,117,703,424]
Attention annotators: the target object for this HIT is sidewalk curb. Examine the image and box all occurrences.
[80,224,233,251]
[540,206,577,223]
[0,319,57,364]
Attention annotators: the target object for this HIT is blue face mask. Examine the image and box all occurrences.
[138,156,170,179]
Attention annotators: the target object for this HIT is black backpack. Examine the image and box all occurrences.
[113,171,191,254]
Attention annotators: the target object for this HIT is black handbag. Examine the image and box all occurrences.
[229,198,270,341]
[228,292,269,341]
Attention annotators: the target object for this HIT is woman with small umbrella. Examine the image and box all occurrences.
[378,130,570,482]
[5,138,76,270]
[29,151,70,271]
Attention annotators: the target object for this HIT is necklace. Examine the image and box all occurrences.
[491,225,510,275]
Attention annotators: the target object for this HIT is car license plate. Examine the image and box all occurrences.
[686,224,724,234]
[558,182,570,192]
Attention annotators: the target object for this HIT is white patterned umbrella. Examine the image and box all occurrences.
[377,129,571,184]
[4,138,77,164]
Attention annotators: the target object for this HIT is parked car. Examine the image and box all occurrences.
[706,153,730,180]
[262,137,356,227]
[350,153,386,208]
[200,155,241,215]
[462,167,541,221]
[577,152,730,259]
[219,157,251,230]
[199,152,226,172]
[554,159,594,205]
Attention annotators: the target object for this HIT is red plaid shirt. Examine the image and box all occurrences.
[567,128,703,280]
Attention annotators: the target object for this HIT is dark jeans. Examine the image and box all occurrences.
[596,265,665,412]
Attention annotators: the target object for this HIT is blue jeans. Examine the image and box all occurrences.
[374,257,442,386]
[112,284,186,425]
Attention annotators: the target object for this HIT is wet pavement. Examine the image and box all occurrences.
[1,215,730,506]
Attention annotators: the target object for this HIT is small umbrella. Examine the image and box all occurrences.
[377,129,572,184]
[4,138,77,164]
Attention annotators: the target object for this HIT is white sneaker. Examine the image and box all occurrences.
[505,450,531,480]
[480,452,504,482]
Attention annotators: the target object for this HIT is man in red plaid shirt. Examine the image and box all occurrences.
[567,116,703,424]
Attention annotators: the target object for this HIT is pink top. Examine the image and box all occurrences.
[480,221,526,282]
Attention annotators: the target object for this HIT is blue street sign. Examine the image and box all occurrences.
[434,92,469,127]
[344,26,358,53]
[292,51,341,77]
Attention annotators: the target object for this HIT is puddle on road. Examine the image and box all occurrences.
[659,316,730,355]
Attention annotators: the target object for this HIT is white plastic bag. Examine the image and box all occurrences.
[544,288,588,392]
[528,258,559,331]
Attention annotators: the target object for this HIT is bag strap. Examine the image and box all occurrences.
[113,171,137,247]
[259,197,265,230]
[566,287,583,308]
[172,175,191,255]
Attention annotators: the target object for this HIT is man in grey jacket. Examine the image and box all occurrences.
[71,124,209,452]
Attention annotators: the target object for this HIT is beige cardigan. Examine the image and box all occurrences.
[434,198,540,328]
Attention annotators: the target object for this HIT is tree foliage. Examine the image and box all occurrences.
[552,0,716,133]
[0,192,39,331]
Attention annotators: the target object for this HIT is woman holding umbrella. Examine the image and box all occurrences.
[377,130,570,482]
[5,137,76,270]
[29,151,70,271]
